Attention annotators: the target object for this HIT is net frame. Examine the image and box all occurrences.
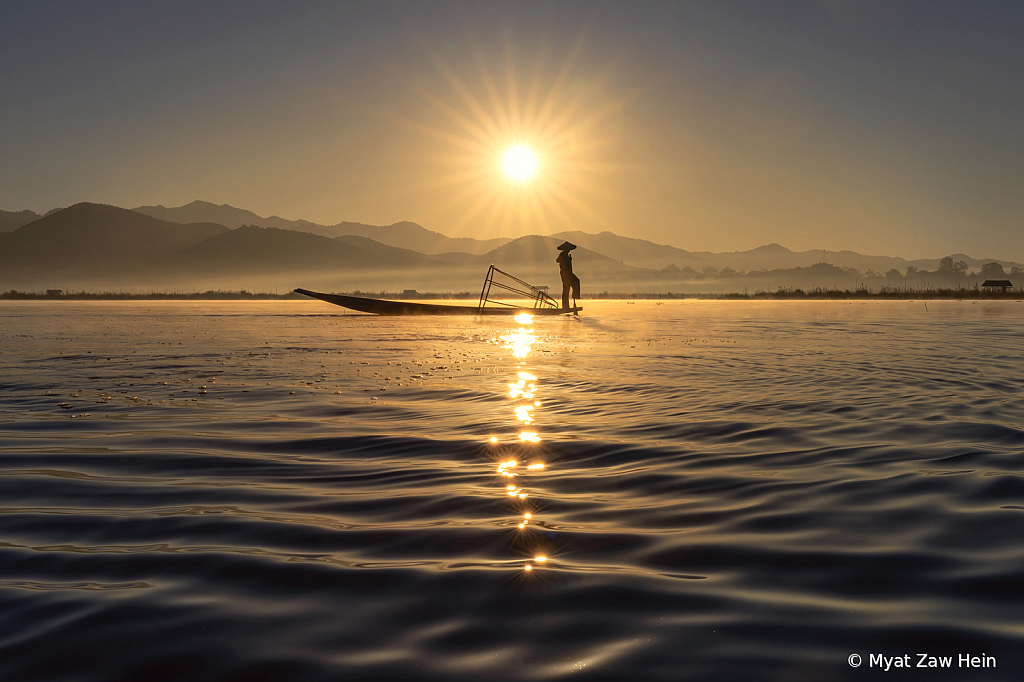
[477,265,559,312]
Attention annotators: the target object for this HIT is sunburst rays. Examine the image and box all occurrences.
[387,23,630,239]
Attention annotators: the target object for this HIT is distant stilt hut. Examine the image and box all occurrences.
[981,279,1014,293]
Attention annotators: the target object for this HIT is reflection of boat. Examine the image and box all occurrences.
[295,266,582,316]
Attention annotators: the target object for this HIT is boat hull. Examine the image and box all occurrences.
[294,289,581,316]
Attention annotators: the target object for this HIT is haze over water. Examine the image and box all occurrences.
[2,300,1023,680]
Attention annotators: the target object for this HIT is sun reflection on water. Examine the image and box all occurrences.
[514,405,534,423]
[503,329,537,359]
[487,313,555,573]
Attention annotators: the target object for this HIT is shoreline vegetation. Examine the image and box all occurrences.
[3,287,1022,301]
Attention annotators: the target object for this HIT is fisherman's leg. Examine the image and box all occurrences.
[561,282,570,310]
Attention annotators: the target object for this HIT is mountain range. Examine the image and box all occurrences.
[1,201,1020,293]
[132,201,512,255]
[129,200,1020,274]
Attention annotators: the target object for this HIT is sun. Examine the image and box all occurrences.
[390,31,626,236]
[503,146,538,182]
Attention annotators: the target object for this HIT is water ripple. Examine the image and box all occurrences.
[2,300,1024,680]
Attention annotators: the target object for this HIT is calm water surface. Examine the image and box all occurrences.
[1,300,1023,681]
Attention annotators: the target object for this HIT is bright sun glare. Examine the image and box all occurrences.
[503,146,538,181]
[398,36,623,235]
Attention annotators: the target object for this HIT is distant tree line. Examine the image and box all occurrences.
[654,256,1020,291]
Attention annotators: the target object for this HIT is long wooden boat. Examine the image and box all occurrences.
[294,289,581,316]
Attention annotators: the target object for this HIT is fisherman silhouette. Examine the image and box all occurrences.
[556,241,580,312]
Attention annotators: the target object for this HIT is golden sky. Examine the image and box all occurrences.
[2,1,1022,259]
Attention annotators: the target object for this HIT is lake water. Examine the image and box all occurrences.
[2,300,1023,681]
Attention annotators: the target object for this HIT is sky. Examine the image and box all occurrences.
[2,0,1022,259]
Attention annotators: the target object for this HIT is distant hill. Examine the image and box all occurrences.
[3,199,1021,293]
[134,200,262,228]
[0,203,228,278]
[168,226,378,274]
[133,201,509,255]
[730,244,911,273]
[134,200,324,232]
[477,235,629,269]
[551,231,1023,274]
[0,209,41,232]
[334,235,446,266]
[445,235,654,291]
[550,231,841,271]
[551,230,707,270]
[166,226,452,277]
[323,221,511,255]
[128,200,1024,272]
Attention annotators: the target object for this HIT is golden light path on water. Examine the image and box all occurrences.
[490,313,549,573]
